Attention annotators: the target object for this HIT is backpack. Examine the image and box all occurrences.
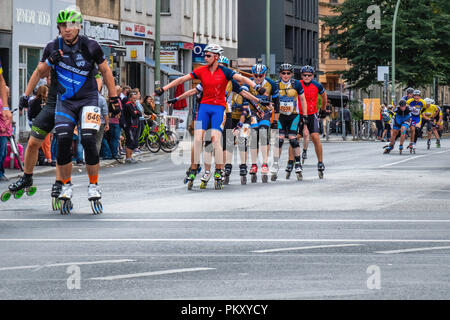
[382,112,390,122]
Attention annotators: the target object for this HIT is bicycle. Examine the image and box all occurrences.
[138,116,160,153]
[154,115,179,153]
[6,109,24,172]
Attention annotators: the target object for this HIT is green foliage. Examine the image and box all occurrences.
[321,0,450,88]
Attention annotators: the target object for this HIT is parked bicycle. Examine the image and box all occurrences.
[138,115,179,153]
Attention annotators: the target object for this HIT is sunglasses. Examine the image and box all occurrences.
[254,74,265,78]
[205,54,214,58]
[302,74,313,77]
[281,72,291,75]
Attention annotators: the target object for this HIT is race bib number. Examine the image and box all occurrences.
[280,101,294,115]
[81,106,101,130]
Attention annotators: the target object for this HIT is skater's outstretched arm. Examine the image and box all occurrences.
[154,74,193,96]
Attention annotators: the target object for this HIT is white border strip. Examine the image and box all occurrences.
[252,244,365,253]
[1,219,449,223]
[375,246,450,254]
[90,267,215,281]
[0,259,135,271]
[0,239,449,243]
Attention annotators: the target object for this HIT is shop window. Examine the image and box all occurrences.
[146,0,153,15]
[161,0,170,14]
[136,0,143,13]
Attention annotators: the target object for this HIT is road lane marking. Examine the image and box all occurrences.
[0,239,450,243]
[90,267,215,281]
[252,244,365,253]
[0,259,135,272]
[375,246,450,254]
[379,149,450,168]
[1,219,449,223]
[112,168,150,175]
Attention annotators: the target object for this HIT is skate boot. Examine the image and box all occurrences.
[407,142,413,154]
[88,184,103,214]
[200,170,211,189]
[436,139,441,148]
[224,164,232,185]
[383,145,393,154]
[294,162,303,181]
[1,175,36,202]
[261,163,269,183]
[51,181,63,211]
[186,168,197,190]
[58,184,74,215]
[239,164,248,185]
[302,149,308,164]
[214,169,224,190]
[250,164,258,183]
[318,162,325,179]
[427,139,431,150]
[285,161,294,179]
[270,161,279,182]
[412,143,416,154]
[399,144,403,155]
[184,165,202,184]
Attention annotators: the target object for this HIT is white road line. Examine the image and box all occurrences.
[375,246,450,254]
[90,267,215,281]
[0,259,135,272]
[0,239,449,243]
[1,219,449,223]
[252,244,365,253]
[379,149,450,168]
[112,168,149,175]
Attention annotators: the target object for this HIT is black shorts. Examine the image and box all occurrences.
[30,103,56,140]
[125,126,139,150]
[298,114,320,134]
[278,114,301,136]
[55,95,99,135]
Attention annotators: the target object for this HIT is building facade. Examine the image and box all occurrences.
[0,0,13,85]
[238,0,319,76]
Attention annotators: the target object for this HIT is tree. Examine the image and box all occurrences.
[320,0,450,89]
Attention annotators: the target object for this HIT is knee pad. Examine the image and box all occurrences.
[80,129,99,165]
[289,138,299,149]
[278,138,285,149]
[56,132,73,166]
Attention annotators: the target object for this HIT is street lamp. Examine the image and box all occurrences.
[391,0,401,105]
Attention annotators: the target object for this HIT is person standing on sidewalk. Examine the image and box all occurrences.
[0,57,11,181]
[123,91,141,163]
[95,74,110,156]
[108,85,123,160]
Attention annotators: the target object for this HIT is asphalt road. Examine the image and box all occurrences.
[0,137,449,300]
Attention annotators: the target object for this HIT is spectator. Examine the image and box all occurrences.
[120,85,130,106]
[322,101,333,138]
[28,85,53,165]
[0,98,11,182]
[134,88,145,152]
[341,105,352,136]
[123,91,141,163]
[108,85,123,160]
[376,104,384,141]
[95,75,111,158]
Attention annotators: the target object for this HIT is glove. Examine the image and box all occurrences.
[254,84,266,95]
[154,87,165,96]
[47,50,63,65]
[19,95,29,110]
[258,99,271,107]
[302,115,309,126]
[270,120,278,129]
[167,97,178,104]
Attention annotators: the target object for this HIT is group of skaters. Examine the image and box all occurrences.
[155,44,328,190]
[383,88,444,155]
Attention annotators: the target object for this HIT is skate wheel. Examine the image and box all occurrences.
[214,181,223,190]
[52,197,60,211]
[224,175,230,185]
[262,175,268,183]
[60,200,71,215]
[296,172,303,181]
[241,176,247,185]
[91,200,103,215]
[318,171,324,179]
[285,172,291,180]
[14,189,25,199]
[187,180,194,190]
[200,181,207,189]
[271,174,277,182]
[302,158,305,164]
[1,191,11,202]
[251,174,257,183]
[26,186,37,196]
[183,177,188,184]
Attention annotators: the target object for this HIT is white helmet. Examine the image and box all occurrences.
[430,98,435,104]
[204,43,224,55]
[424,98,433,105]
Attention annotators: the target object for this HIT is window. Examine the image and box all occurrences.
[295,0,300,19]
[301,0,306,21]
[226,0,231,40]
[196,0,201,35]
[330,0,338,3]
[146,0,153,15]
[219,0,223,39]
[124,0,131,11]
[161,0,170,14]
[204,0,209,36]
[232,0,237,42]
[329,29,338,59]
[136,0,142,13]
[211,0,216,38]
[285,25,294,49]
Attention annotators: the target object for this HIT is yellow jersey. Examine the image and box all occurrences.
[421,104,439,118]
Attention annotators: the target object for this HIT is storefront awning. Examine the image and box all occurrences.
[145,57,184,78]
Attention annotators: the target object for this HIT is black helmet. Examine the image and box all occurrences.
[406,87,414,94]
[399,99,407,107]
[279,63,293,73]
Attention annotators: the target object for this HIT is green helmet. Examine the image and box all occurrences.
[57,9,83,25]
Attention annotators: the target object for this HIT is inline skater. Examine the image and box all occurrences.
[383,99,411,154]
[270,63,308,181]
[421,98,440,149]
[406,90,426,153]
[288,65,327,179]
[154,44,265,190]
[402,87,414,101]
[242,63,279,183]
[46,8,118,214]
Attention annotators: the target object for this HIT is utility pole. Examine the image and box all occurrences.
[266,0,270,74]
[155,0,161,110]
[391,0,401,105]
